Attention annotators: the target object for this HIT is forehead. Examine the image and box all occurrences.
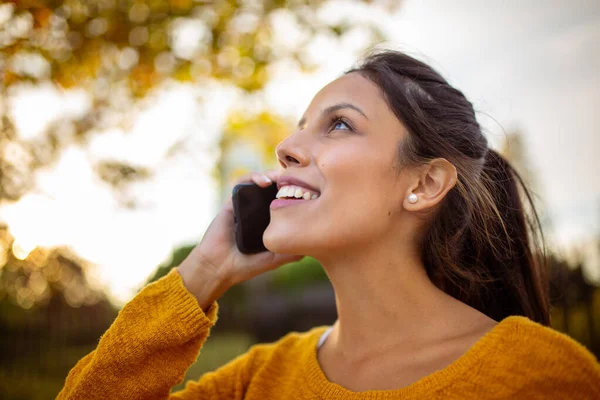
[303,72,393,124]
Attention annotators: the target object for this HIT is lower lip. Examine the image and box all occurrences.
[270,198,315,210]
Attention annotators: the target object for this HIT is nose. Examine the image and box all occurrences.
[276,132,310,169]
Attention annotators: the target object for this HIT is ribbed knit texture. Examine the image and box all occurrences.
[58,268,600,399]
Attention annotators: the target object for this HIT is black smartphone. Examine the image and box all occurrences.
[232,182,278,254]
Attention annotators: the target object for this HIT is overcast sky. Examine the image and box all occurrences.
[388,0,600,250]
[267,0,600,248]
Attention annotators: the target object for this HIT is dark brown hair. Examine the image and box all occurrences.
[347,49,550,325]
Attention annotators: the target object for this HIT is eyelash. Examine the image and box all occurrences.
[327,116,354,133]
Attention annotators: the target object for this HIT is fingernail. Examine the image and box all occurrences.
[262,175,272,183]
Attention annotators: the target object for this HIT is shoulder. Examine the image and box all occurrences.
[242,325,329,372]
[249,326,327,353]
[485,316,600,396]
[500,316,598,365]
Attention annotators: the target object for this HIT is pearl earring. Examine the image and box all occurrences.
[408,193,418,204]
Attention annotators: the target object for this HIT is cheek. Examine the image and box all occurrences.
[263,194,392,255]
[317,154,398,237]
[314,170,394,239]
[264,147,398,254]
[321,187,391,241]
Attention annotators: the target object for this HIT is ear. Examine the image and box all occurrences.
[403,158,457,212]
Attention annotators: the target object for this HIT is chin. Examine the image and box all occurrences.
[263,225,311,255]
[263,228,293,254]
[265,231,338,261]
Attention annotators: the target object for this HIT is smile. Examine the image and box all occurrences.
[275,185,320,200]
[271,185,320,210]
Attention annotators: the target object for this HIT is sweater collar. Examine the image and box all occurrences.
[301,316,527,399]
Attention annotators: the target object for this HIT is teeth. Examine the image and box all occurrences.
[275,185,320,200]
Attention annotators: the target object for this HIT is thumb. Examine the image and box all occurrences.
[240,252,304,279]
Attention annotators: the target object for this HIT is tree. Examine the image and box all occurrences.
[0,223,118,399]
[0,0,394,204]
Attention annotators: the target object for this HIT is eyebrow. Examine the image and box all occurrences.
[297,102,369,128]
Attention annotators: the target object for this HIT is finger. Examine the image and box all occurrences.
[233,171,273,187]
[224,170,280,211]
[234,253,302,283]
[221,197,234,213]
[250,172,274,188]
[247,251,303,271]
[220,172,261,212]
[232,172,254,184]
[264,169,283,183]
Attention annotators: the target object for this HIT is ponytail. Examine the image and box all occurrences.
[350,49,551,325]
[420,148,550,325]
[477,149,550,324]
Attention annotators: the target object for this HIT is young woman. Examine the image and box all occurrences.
[59,50,600,399]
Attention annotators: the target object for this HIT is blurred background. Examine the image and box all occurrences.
[0,0,599,398]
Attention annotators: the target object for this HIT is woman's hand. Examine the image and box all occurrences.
[178,170,303,310]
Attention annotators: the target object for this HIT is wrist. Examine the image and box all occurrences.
[177,259,229,312]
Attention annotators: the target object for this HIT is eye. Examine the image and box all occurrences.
[328,116,353,133]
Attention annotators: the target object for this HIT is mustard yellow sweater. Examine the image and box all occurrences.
[58,268,600,399]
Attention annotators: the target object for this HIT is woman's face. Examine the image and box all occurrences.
[263,72,412,257]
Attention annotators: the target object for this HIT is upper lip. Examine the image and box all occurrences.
[277,176,320,194]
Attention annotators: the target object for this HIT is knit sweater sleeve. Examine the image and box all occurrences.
[57,267,252,400]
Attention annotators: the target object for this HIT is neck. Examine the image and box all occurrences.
[317,237,468,361]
